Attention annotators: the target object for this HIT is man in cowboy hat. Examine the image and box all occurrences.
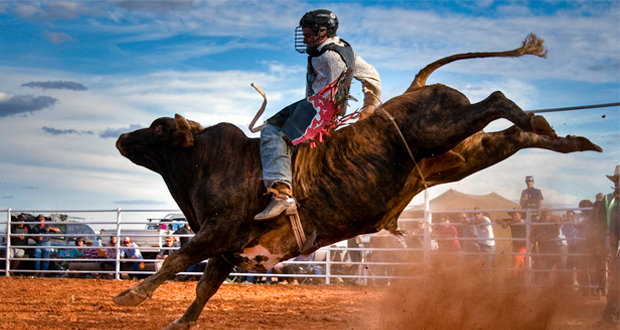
[597,165,620,328]
[603,165,620,232]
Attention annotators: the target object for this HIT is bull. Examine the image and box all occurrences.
[114,34,601,330]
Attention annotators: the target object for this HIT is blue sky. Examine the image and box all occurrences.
[0,0,618,218]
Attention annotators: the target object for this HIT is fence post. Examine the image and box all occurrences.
[525,209,532,286]
[325,246,331,285]
[115,208,122,280]
[4,208,10,277]
[423,189,431,275]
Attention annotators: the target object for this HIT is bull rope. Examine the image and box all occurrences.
[360,87,429,190]
[378,108,429,190]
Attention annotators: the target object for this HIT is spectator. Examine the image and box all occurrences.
[280,253,323,285]
[602,165,620,236]
[578,198,607,296]
[173,223,204,280]
[9,215,30,272]
[241,271,259,284]
[596,166,620,328]
[343,236,363,283]
[459,212,480,256]
[99,236,118,278]
[120,237,144,280]
[31,214,60,276]
[83,239,100,259]
[520,175,544,220]
[66,237,86,259]
[562,210,589,293]
[532,210,567,286]
[156,237,178,271]
[405,221,427,264]
[473,207,495,270]
[173,222,193,247]
[59,237,85,269]
[498,209,527,281]
[432,216,460,268]
[368,229,405,285]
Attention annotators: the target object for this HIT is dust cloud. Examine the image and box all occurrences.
[361,260,584,330]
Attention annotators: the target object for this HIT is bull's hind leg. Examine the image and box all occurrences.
[463,91,556,137]
[163,256,234,330]
[412,90,555,156]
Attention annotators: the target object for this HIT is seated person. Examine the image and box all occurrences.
[99,236,118,275]
[120,237,144,280]
[155,237,178,271]
[59,237,86,268]
[83,239,100,259]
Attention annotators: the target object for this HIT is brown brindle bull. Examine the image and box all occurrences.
[114,34,601,330]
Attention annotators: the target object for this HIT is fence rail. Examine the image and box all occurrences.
[0,207,607,288]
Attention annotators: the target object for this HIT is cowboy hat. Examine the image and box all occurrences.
[607,165,620,182]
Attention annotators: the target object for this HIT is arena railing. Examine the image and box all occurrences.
[0,207,602,289]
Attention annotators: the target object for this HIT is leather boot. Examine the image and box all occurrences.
[254,183,295,221]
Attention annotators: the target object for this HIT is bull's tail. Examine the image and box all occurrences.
[406,33,547,93]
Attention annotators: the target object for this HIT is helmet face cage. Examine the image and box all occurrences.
[295,26,306,53]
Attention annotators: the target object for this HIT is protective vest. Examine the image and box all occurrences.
[307,39,355,116]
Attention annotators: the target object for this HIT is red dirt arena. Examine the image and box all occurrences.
[0,275,606,330]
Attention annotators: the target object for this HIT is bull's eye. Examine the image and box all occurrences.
[153,125,163,135]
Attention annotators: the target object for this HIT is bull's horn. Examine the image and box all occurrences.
[175,113,191,131]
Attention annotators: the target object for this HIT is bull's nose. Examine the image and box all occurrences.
[116,133,128,155]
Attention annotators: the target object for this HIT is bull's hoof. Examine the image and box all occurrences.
[163,318,196,330]
[529,114,557,138]
[570,135,603,152]
[112,285,150,306]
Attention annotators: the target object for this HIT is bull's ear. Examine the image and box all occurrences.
[174,130,194,148]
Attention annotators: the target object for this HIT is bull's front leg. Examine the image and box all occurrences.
[163,255,234,330]
[113,226,234,307]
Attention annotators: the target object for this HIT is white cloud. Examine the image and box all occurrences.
[44,31,75,44]
[13,3,43,17]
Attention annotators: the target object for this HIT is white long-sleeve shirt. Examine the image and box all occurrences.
[306,36,381,111]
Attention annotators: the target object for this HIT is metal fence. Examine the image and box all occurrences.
[0,207,606,289]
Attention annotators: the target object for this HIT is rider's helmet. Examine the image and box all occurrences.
[295,9,338,53]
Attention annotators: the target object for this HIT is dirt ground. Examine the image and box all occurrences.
[0,276,607,330]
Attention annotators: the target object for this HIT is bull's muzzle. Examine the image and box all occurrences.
[116,133,129,156]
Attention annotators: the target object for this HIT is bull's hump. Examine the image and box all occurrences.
[206,122,251,139]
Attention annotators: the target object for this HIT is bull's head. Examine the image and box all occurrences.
[116,114,203,173]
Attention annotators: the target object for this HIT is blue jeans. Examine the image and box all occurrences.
[34,241,52,271]
[260,124,293,189]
